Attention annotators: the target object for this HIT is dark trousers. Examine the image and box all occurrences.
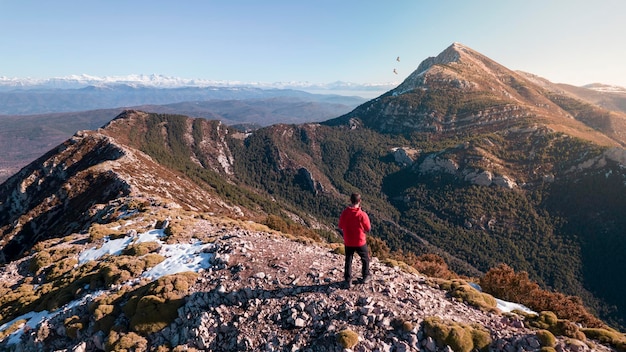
[344,244,370,281]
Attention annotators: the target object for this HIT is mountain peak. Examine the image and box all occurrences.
[413,42,478,75]
[390,42,501,97]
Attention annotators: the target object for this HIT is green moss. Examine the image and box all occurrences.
[106,331,148,352]
[470,324,492,351]
[29,246,81,274]
[123,241,161,256]
[92,304,117,333]
[423,316,492,352]
[537,329,556,347]
[127,295,184,334]
[381,258,420,275]
[122,273,197,334]
[64,315,85,339]
[89,223,124,242]
[336,329,359,349]
[526,311,586,340]
[0,319,26,341]
[527,311,558,330]
[438,279,497,311]
[582,328,626,352]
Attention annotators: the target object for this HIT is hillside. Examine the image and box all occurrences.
[3,126,621,351]
[0,96,360,184]
[1,42,626,350]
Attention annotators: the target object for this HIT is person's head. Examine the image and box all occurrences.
[350,193,361,206]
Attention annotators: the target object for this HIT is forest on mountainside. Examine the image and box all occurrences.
[116,112,626,330]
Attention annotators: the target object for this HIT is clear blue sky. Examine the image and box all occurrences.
[1,0,625,87]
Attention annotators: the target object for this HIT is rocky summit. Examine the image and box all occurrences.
[0,204,617,351]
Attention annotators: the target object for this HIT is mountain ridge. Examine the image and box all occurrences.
[1,42,626,350]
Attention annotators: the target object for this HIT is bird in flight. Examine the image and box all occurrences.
[393,68,398,74]
[396,56,400,62]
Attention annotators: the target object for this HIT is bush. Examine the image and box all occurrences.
[263,214,321,242]
[106,331,148,352]
[123,241,161,256]
[381,258,419,275]
[336,329,359,349]
[368,235,391,260]
[423,316,492,352]
[582,328,626,352]
[438,279,497,311]
[536,329,556,347]
[64,315,85,339]
[122,272,197,334]
[480,264,605,328]
[89,223,124,242]
[411,253,456,279]
[526,311,586,340]
[127,295,183,334]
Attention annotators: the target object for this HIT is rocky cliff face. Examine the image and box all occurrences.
[0,123,244,264]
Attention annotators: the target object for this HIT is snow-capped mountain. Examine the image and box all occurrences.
[0,74,396,93]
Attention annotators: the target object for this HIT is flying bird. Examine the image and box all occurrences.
[396,56,400,62]
[393,68,398,74]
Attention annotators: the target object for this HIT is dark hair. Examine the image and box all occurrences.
[350,193,361,205]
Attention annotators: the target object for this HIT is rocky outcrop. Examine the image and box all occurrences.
[416,154,517,189]
[417,154,459,175]
[297,167,324,194]
[392,147,420,166]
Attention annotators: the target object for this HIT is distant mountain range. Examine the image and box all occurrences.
[0,95,364,183]
[1,43,626,350]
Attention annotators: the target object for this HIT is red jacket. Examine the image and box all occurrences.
[338,206,371,247]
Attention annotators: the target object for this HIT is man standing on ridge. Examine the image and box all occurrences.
[338,193,371,289]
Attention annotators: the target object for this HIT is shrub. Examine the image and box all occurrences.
[381,258,419,275]
[106,331,148,352]
[336,329,359,349]
[480,264,604,328]
[92,304,117,333]
[89,223,124,242]
[441,279,497,311]
[263,214,321,242]
[122,273,197,334]
[28,246,81,274]
[536,329,556,347]
[44,257,79,281]
[582,328,626,352]
[0,319,27,341]
[64,315,85,339]
[391,317,415,332]
[368,235,391,260]
[423,316,492,352]
[127,295,184,334]
[123,241,161,256]
[526,311,586,340]
[410,253,456,279]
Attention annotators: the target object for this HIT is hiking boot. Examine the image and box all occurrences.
[360,276,370,284]
[344,279,352,289]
